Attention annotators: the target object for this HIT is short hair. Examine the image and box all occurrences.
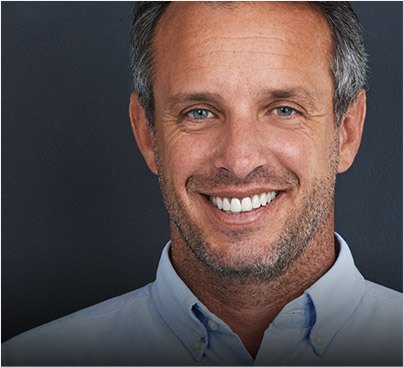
[130,1,367,127]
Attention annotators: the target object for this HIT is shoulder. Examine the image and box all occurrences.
[355,280,402,337]
[359,280,402,318]
[317,280,402,365]
[2,282,169,365]
[339,280,402,364]
[348,280,402,331]
[25,282,155,332]
[363,280,402,305]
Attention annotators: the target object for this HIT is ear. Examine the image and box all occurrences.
[129,93,158,174]
[337,89,366,173]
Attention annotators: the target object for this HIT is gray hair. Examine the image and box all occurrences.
[311,2,367,125]
[130,2,367,127]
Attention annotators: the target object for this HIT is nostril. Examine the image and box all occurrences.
[213,124,267,179]
[214,155,266,180]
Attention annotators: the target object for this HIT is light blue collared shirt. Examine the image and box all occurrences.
[2,233,402,365]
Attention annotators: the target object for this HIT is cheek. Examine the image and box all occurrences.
[270,129,308,162]
[268,130,330,180]
[159,132,217,182]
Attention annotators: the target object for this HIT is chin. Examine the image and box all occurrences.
[181,231,305,281]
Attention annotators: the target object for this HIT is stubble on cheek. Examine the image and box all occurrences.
[151,133,340,281]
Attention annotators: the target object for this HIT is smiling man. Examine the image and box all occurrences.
[2,2,402,366]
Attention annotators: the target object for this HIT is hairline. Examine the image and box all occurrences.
[138,1,363,128]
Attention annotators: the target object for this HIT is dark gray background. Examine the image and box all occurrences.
[2,2,402,342]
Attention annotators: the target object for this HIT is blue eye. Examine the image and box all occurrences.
[274,106,296,117]
[188,109,213,120]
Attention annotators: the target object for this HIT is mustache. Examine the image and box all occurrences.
[187,166,298,190]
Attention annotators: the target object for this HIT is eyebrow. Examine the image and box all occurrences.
[167,92,223,109]
[167,87,320,111]
[266,87,320,110]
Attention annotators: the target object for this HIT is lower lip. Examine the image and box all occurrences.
[201,192,283,226]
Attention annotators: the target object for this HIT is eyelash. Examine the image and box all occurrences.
[183,105,301,122]
[186,108,215,120]
[270,106,299,118]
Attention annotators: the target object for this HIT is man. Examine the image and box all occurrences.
[3,2,402,366]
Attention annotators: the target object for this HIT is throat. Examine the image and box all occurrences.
[169,218,336,359]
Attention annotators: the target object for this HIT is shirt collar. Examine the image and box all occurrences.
[151,233,366,359]
[151,243,209,361]
[304,232,366,355]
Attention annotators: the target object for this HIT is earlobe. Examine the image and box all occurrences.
[337,89,367,173]
[129,93,158,174]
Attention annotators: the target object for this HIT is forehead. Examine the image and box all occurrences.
[152,2,333,100]
[154,2,332,60]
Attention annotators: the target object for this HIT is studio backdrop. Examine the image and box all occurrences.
[2,2,402,341]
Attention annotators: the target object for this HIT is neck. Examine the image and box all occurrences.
[170,214,336,358]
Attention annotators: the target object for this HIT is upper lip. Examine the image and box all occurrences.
[200,188,284,198]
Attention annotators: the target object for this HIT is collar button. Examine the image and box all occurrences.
[208,319,219,331]
[192,336,205,351]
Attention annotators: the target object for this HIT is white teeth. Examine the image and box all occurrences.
[260,193,267,206]
[210,191,278,214]
[241,197,253,212]
[267,191,276,203]
[252,195,260,209]
[230,198,242,213]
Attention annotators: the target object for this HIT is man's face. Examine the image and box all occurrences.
[149,2,340,278]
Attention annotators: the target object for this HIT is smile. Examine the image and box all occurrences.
[210,191,278,214]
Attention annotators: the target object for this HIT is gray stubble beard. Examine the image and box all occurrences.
[154,135,339,282]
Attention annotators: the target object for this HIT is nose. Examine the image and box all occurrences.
[214,118,267,179]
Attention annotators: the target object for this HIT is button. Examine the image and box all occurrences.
[192,337,203,350]
[208,319,219,331]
